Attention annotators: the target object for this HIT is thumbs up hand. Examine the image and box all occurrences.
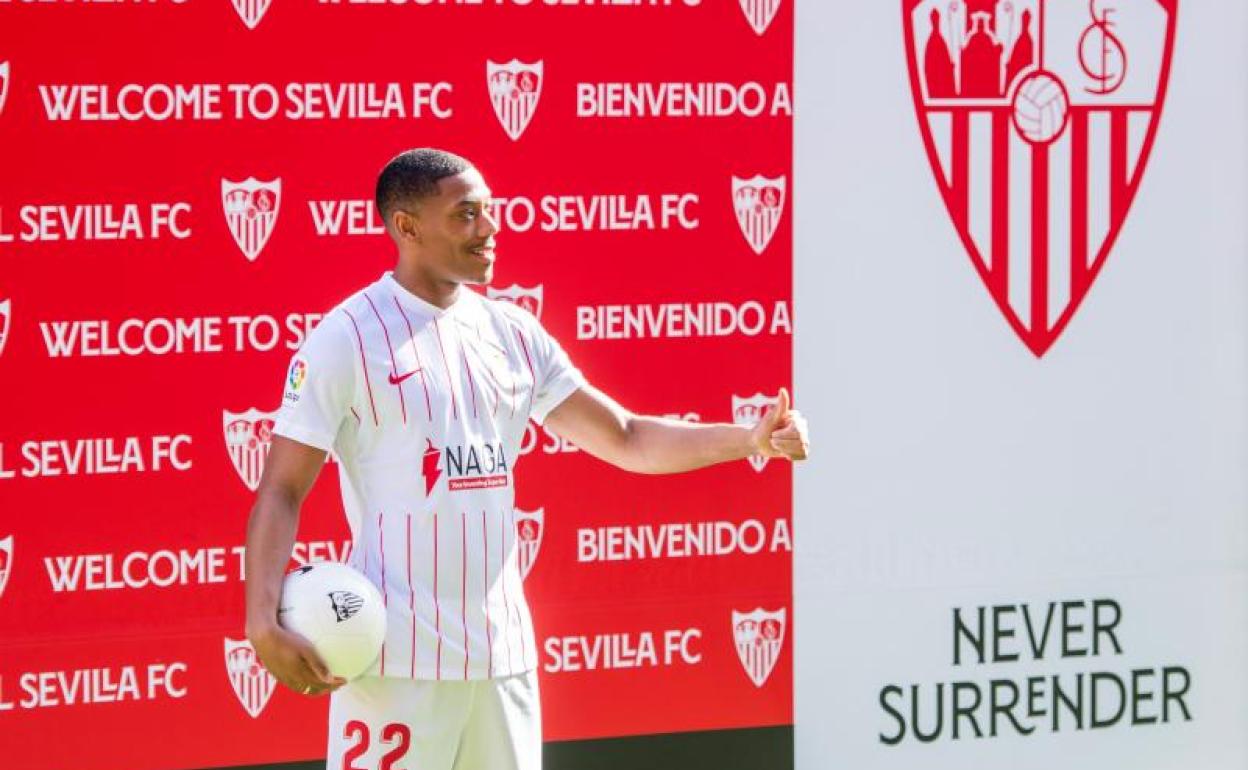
[749,387,809,461]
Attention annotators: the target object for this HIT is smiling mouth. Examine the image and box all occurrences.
[469,244,496,260]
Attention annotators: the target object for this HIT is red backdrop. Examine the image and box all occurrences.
[0,2,792,767]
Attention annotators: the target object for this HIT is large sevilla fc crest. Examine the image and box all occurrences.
[0,299,10,359]
[221,177,281,262]
[0,535,12,601]
[487,284,544,320]
[0,61,10,117]
[903,0,1176,355]
[732,607,786,688]
[487,60,543,141]
[223,408,277,492]
[732,174,786,255]
[732,393,776,473]
[231,0,272,30]
[515,507,544,581]
[223,638,276,718]
[739,0,782,36]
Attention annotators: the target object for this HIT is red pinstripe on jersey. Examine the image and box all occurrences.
[391,295,433,422]
[482,509,493,677]
[342,309,379,426]
[378,511,387,675]
[499,509,515,673]
[432,318,459,420]
[433,512,442,680]
[406,513,416,678]
[513,324,537,415]
[461,512,469,680]
[364,292,407,425]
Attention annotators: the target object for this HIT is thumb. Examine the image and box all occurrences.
[761,387,790,428]
[299,643,334,684]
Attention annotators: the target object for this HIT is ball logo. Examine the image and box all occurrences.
[328,591,363,623]
[732,174,786,255]
[223,638,276,719]
[0,61,10,117]
[732,607,786,688]
[487,60,543,141]
[903,0,1176,355]
[230,0,272,30]
[739,0,782,36]
[487,284,544,320]
[515,507,544,581]
[221,177,282,262]
[223,408,277,492]
[0,298,10,359]
[0,536,12,602]
[732,393,777,473]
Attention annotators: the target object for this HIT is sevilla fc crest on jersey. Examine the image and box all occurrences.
[487,60,543,141]
[0,536,12,601]
[0,61,10,117]
[732,607,786,688]
[739,0,782,36]
[224,638,276,718]
[221,177,281,262]
[231,0,272,30]
[487,284,544,320]
[904,0,1176,355]
[223,408,277,492]
[732,393,776,473]
[515,507,544,581]
[732,175,787,255]
[0,299,10,359]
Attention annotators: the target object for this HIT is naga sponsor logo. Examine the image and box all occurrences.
[879,597,1193,744]
[577,299,791,340]
[904,0,1175,355]
[426,440,511,492]
[0,298,10,359]
[515,507,543,580]
[0,201,191,243]
[223,409,275,492]
[0,434,192,480]
[733,607,786,687]
[0,61,10,117]
[0,536,11,601]
[739,0,781,35]
[577,81,792,118]
[42,539,352,592]
[732,393,776,472]
[222,177,280,262]
[37,311,325,358]
[0,662,188,712]
[37,81,451,122]
[578,516,792,562]
[232,0,271,29]
[224,638,276,718]
[487,284,543,320]
[544,628,702,673]
[487,59,542,140]
[732,174,786,254]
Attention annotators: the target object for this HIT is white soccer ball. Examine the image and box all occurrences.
[1011,70,1070,145]
[277,562,386,681]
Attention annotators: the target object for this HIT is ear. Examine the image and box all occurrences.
[391,209,421,243]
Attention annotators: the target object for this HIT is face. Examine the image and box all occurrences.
[393,168,499,286]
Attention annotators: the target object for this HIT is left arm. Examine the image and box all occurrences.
[544,384,809,475]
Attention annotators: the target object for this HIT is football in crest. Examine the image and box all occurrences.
[903,0,1177,354]
[487,60,544,141]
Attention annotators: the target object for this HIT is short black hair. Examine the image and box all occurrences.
[375,148,473,225]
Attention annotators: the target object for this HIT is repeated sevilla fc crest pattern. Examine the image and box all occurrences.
[223,408,277,492]
[0,61,9,117]
[487,284,544,321]
[903,0,1176,355]
[0,536,12,602]
[515,507,544,581]
[732,174,787,255]
[0,298,10,359]
[231,0,272,30]
[221,177,281,262]
[732,393,777,473]
[487,60,543,142]
[224,638,277,718]
[739,0,783,36]
[733,607,786,688]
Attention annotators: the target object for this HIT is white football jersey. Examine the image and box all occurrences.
[274,273,584,680]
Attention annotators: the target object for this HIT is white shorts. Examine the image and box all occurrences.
[326,672,541,770]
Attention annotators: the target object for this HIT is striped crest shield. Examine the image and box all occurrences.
[732,393,777,473]
[223,408,277,492]
[487,284,544,320]
[0,536,12,601]
[487,60,543,141]
[0,61,10,117]
[732,174,786,255]
[903,0,1176,355]
[221,177,281,262]
[230,0,272,30]
[515,507,544,581]
[223,638,276,719]
[738,0,782,36]
[0,299,10,359]
[732,607,786,688]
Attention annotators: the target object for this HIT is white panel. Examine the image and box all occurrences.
[1088,111,1111,267]
[926,112,952,186]
[1128,109,1151,184]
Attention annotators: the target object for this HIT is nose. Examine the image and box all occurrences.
[479,205,500,238]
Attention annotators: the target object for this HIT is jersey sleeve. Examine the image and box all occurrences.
[521,315,586,425]
[273,313,357,452]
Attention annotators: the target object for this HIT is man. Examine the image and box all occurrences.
[244,148,809,770]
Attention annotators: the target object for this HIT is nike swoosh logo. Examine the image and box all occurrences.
[388,369,420,385]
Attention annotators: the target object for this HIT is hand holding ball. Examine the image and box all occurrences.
[277,562,387,681]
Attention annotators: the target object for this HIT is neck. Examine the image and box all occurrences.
[392,261,460,309]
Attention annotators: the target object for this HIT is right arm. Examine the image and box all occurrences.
[244,436,345,695]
